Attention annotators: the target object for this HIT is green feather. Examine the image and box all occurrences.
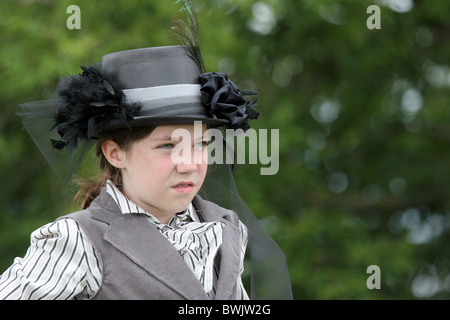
[170,0,206,73]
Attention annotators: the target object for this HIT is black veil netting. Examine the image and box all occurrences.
[18,99,95,183]
[201,162,293,299]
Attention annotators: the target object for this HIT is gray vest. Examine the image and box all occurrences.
[62,189,243,300]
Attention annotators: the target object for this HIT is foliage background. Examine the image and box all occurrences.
[1,0,449,299]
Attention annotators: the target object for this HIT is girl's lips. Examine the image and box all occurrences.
[171,182,195,194]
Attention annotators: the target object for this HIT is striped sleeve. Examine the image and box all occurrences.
[0,218,102,300]
[236,221,249,300]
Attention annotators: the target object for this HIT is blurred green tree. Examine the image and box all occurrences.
[0,0,449,299]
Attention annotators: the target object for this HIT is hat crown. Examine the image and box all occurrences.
[101,46,200,89]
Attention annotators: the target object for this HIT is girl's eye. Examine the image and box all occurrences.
[194,141,210,149]
[158,143,175,150]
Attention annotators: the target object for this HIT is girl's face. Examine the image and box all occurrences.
[108,124,209,223]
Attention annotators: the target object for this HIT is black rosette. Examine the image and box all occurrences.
[199,72,260,131]
[50,65,141,156]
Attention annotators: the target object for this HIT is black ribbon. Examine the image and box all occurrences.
[199,72,260,131]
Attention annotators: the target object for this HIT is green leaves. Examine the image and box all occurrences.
[1,0,450,299]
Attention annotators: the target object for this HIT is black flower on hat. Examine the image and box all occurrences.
[50,65,142,156]
[199,72,260,131]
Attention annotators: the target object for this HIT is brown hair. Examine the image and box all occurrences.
[74,126,156,209]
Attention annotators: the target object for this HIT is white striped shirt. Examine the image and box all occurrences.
[0,219,101,300]
[0,182,248,300]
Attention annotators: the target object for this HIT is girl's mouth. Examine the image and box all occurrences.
[172,182,195,193]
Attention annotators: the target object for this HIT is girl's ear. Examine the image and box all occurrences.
[101,140,126,169]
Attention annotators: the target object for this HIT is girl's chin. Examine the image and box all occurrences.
[167,196,196,212]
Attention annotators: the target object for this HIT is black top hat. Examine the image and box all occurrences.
[100,45,227,129]
[48,44,259,155]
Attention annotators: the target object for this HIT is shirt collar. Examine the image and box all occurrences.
[105,180,199,225]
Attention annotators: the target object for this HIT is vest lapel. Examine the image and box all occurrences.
[92,190,209,300]
[193,196,242,300]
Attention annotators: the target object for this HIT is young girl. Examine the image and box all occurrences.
[0,3,292,300]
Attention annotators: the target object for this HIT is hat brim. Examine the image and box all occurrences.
[102,115,228,133]
[131,115,228,127]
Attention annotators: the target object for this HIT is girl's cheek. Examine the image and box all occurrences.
[197,163,208,180]
[155,154,178,170]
